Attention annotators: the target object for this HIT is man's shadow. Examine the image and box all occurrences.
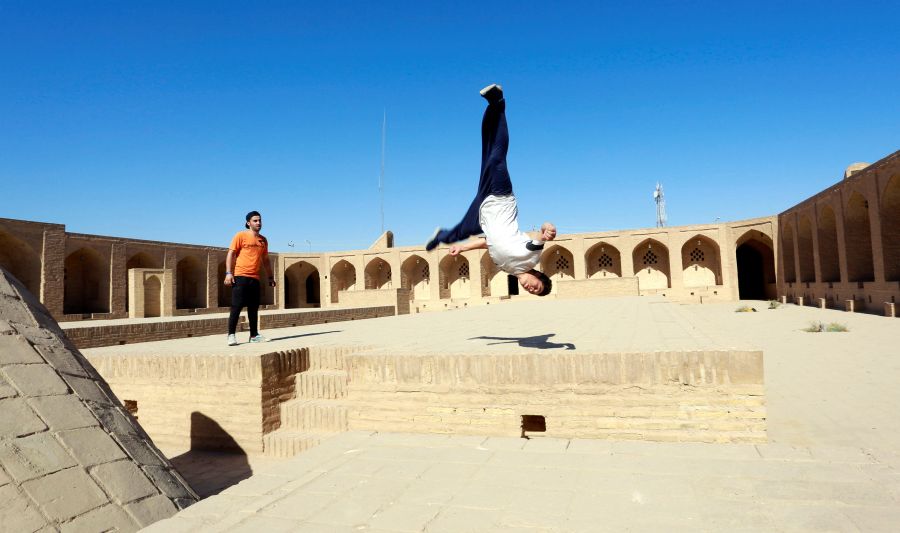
[269,330,342,342]
[469,333,575,350]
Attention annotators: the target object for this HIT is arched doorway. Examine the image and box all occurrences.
[540,245,575,294]
[797,215,815,282]
[144,275,162,318]
[330,260,356,304]
[176,256,206,309]
[364,258,392,290]
[881,175,900,281]
[126,252,161,312]
[481,252,507,297]
[284,261,321,308]
[681,235,722,287]
[401,255,430,301]
[781,222,796,283]
[844,192,874,282]
[585,242,622,279]
[64,247,110,314]
[439,255,471,299]
[817,205,840,283]
[632,238,670,290]
[0,230,41,297]
[736,231,776,300]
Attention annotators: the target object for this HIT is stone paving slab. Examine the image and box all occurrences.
[145,431,900,532]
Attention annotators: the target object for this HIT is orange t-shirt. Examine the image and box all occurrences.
[229,230,269,279]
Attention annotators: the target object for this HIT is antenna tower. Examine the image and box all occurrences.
[654,182,667,227]
[379,110,386,234]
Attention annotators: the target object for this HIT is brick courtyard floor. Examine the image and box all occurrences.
[97,297,900,532]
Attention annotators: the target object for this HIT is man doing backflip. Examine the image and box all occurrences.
[225,211,276,346]
[426,84,557,296]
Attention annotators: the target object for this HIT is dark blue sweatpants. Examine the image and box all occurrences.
[437,98,513,244]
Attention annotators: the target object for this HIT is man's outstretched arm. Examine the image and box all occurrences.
[449,237,487,256]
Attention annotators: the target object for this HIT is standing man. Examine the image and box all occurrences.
[225,211,275,346]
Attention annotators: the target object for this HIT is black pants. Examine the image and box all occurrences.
[437,97,513,244]
[228,276,260,336]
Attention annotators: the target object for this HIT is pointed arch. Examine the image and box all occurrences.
[64,247,109,314]
[176,255,206,309]
[364,257,392,290]
[0,230,41,297]
[585,241,622,279]
[143,275,162,318]
[816,204,840,283]
[439,254,471,299]
[125,251,161,311]
[632,238,670,290]
[881,175,900,281]
[797,215,815,282]
[844,191,874,282]
[540,245,575,292]
[285,261,321,308]
[481,252,507,297]
[330,260,356,304]
[401,254,430,301]
[735,230,776,300]
[681,234,722,287]
[781,221,796,283]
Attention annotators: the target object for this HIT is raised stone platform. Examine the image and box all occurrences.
[81,297,768,457]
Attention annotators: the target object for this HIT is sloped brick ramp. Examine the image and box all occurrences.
[0,268,199,532]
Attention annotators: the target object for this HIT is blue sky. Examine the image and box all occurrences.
[2,1,898,251]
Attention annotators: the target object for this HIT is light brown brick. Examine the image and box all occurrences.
[59,503,139,533]
[21,466,108,521]
[56,427,127,466]
[0,397,46,438]
[28,394,100,431]
[90,460,159,504]
[124,493,178,526]
[0,335,43,364]
[0,432,76,482]
[0,484,49,532]
[0,364,69,396]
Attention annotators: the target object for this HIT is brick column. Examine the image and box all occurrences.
[206,250,218,309]
[163,248,177,316]
[866,176,886,282]
[40,227,66,318]
[571,237,587,280]
[109,243,126,316]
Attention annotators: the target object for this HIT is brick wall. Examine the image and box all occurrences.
[62,306,395,349]
[344,350,766,443]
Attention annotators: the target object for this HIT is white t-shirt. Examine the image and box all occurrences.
[478,195,543,275]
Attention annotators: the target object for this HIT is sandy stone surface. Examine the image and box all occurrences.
[134,297,899,531]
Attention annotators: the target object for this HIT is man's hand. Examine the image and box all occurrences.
[540,222,557,241]
[268,277,276,287]
[224,273,234,286]
[449,245,462,256]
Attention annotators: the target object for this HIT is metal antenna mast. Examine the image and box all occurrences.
[379,109,386,234]
[654,182,667,227]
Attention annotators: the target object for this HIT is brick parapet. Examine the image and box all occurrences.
[62,306,395,349]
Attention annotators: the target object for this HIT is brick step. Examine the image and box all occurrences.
[295,370,348,399]
[263,430,334,458]
[306,346,368,371]
[280,399,349,432]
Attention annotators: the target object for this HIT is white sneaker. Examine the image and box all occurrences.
[249,334,269,343]
[227,334,237,346]
[479,83,503,100]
